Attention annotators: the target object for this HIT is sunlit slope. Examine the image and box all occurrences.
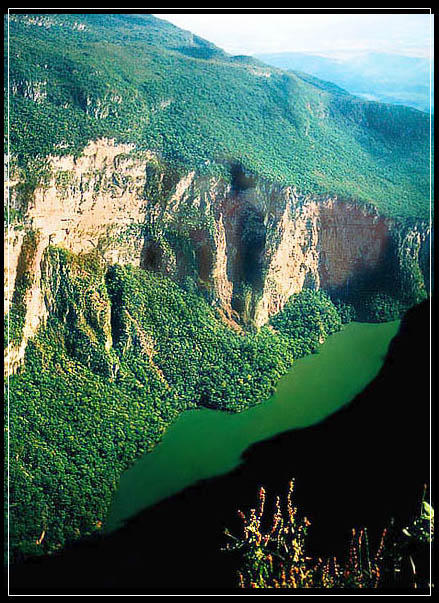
[7,12,431,219]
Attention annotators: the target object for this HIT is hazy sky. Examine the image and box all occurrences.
[155,12,433,59]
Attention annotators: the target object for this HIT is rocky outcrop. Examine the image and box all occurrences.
[4,230,47,375]
[4,139,431,373]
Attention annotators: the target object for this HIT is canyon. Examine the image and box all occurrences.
[5,139,430,375]
[4,14,432,582]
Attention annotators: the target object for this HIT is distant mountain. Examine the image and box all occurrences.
[256,51,433,114]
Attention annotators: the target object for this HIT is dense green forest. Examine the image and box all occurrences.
[6,12,431,220]
[6,248,345,561]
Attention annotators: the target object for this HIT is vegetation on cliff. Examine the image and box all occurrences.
[6,12,431,220]
[6,248,347,561]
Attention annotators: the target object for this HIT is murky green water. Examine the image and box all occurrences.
[106,320,400,532]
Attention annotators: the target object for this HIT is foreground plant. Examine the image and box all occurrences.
[224,480,433,589]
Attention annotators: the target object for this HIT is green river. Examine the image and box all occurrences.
[106,320,400,532]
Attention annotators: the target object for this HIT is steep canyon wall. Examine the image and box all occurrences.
[4,139,431,373]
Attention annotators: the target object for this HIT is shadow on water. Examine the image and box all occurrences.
[8,301,431,594]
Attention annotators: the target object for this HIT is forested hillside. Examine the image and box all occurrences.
[7,248,343,560]
[6,12,431,219]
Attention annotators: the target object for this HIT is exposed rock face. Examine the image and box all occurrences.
[4,227,25,316]
[4,139,431,373]
[4,231,48,374]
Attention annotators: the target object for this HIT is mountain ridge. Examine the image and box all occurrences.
[6,12,431,220]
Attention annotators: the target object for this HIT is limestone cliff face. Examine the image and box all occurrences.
[4,139,431,373]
